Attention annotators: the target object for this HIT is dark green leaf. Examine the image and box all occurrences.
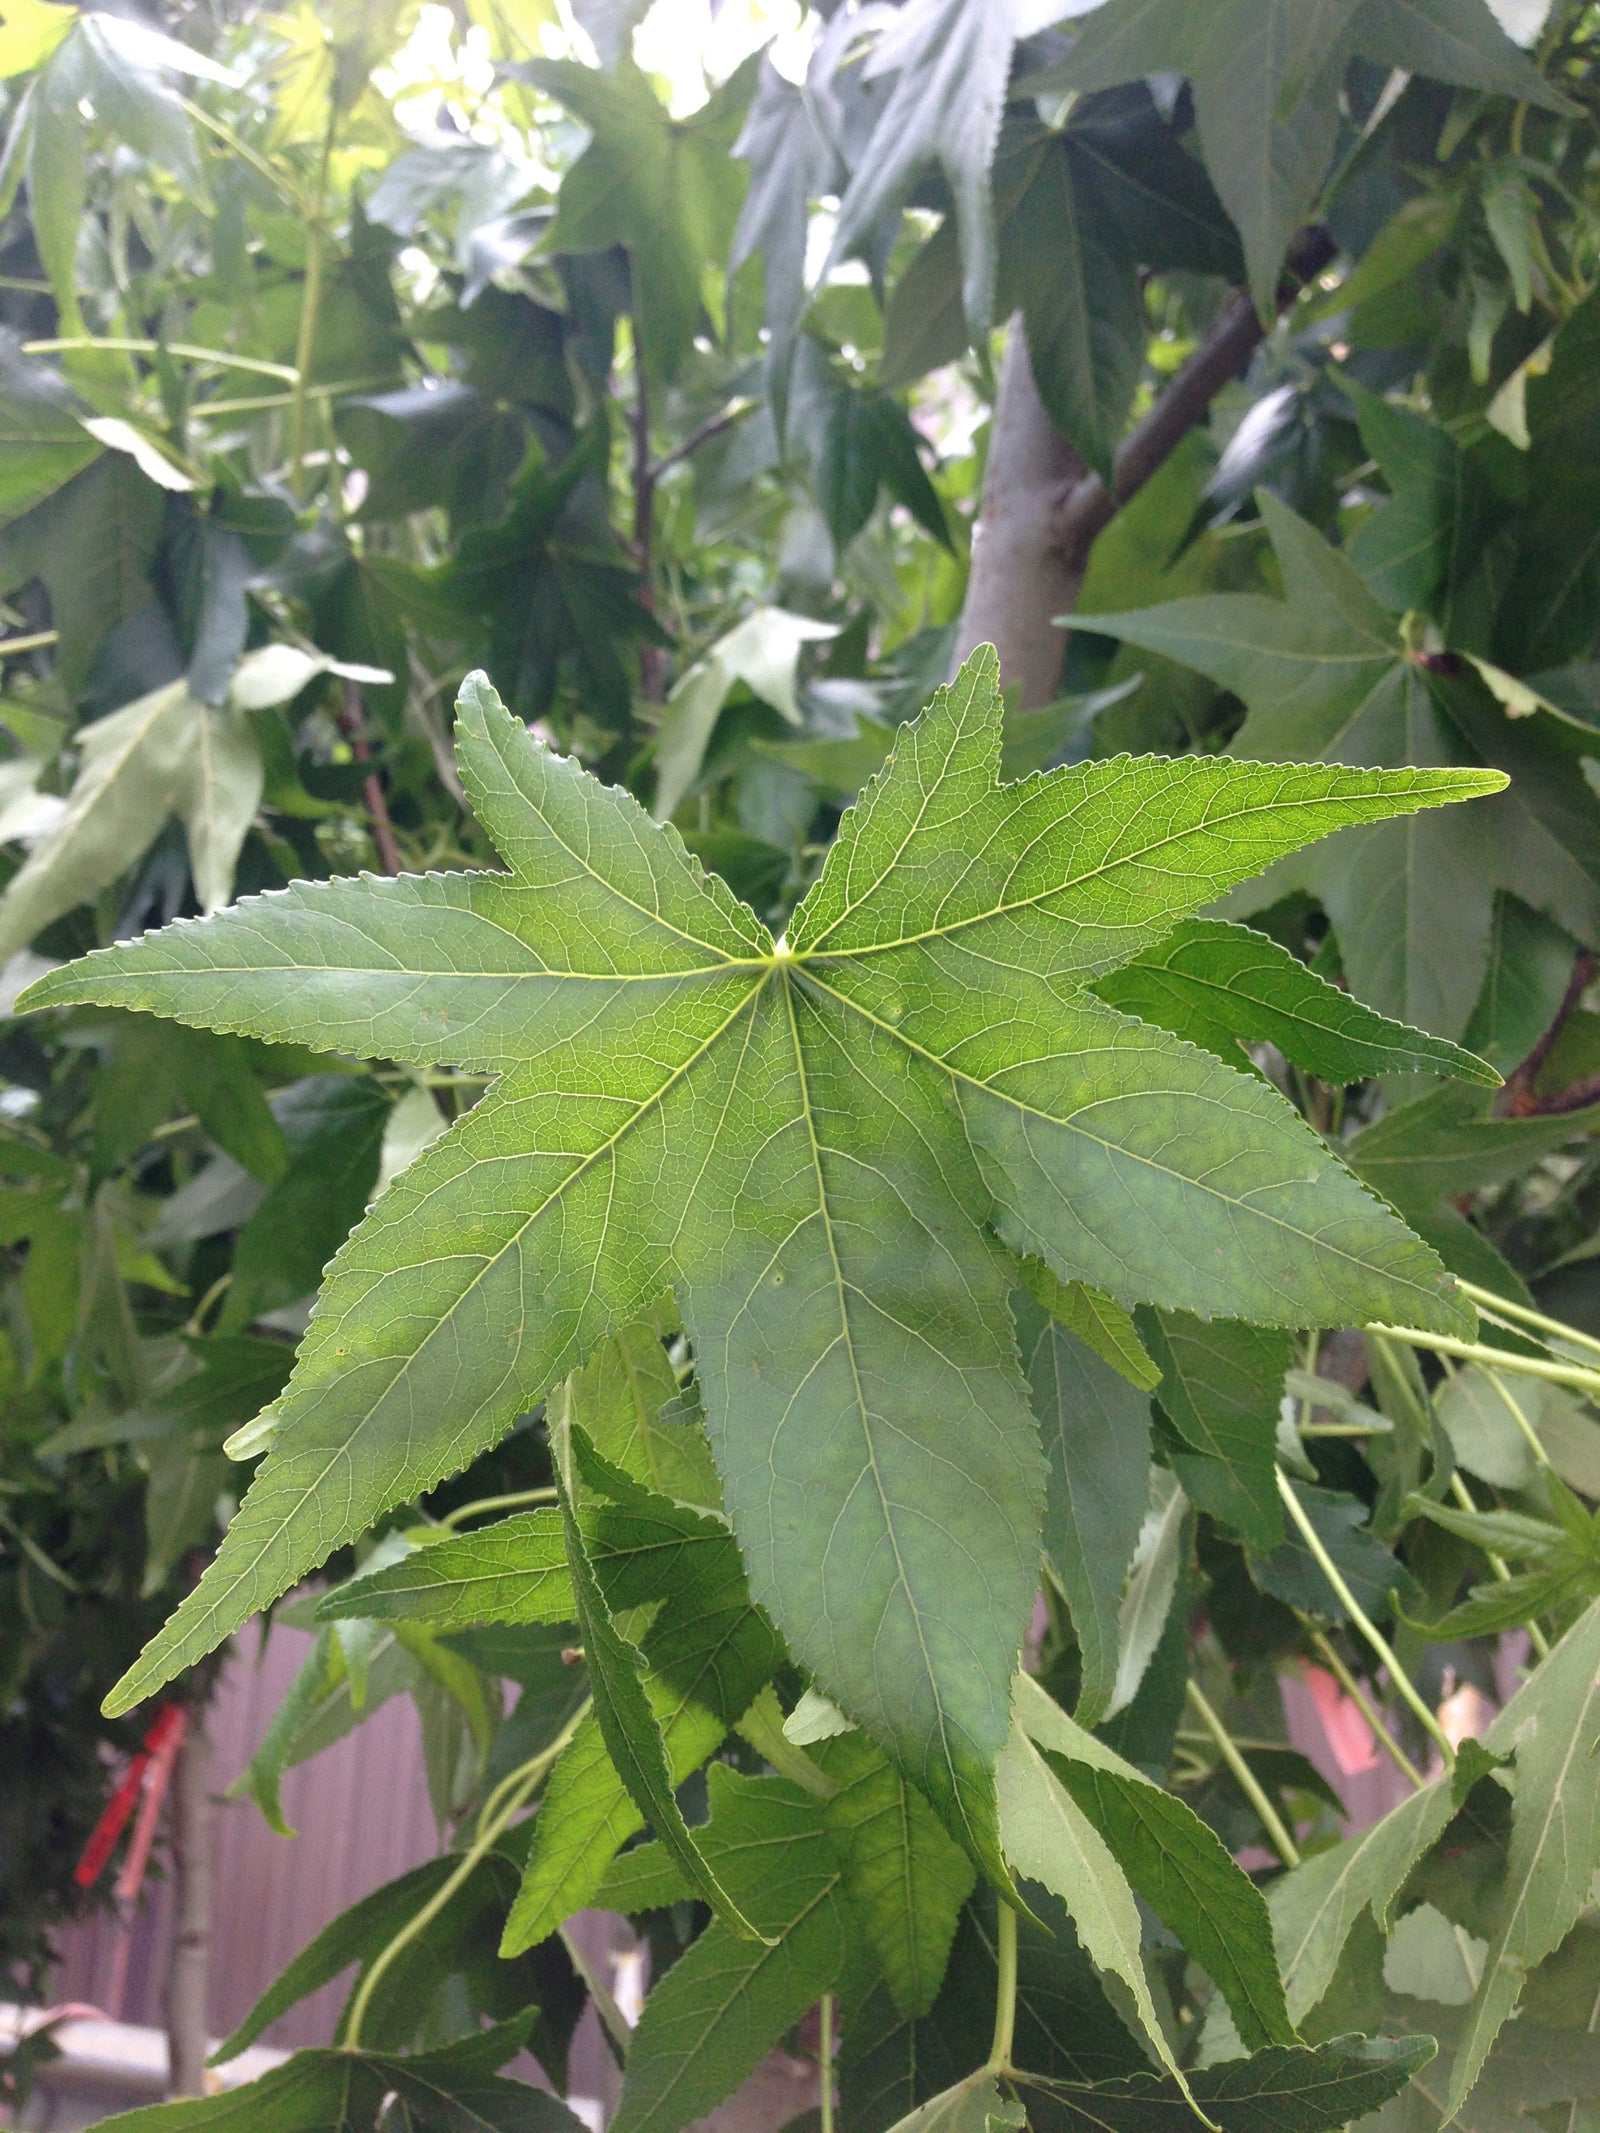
[1016,1293,1152,1729]
[1013,2035,1434,2133]
[90,2022,584,2132]
[1094,919,1498,1086]
[1138,1310,1293,1552]
[609,1771,856,2133]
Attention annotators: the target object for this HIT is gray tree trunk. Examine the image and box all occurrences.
[956,239,1333,706]
[165,1721,213,2098]
[952,318,1091,710]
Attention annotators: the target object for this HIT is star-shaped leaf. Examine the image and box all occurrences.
[22,649,1486,1878]
[523,54,752,387]
[824,0,1077,335]
[1089,490,1600,1038]
[1048,0,1569,313]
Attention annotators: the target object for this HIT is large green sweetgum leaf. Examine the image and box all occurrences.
[21,647,1489,1875]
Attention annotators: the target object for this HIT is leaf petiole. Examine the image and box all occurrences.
[987,1901,1018,2073]
[1301,1625,1427,1789]
[1368,1325,1600,1400]
[1184,1679,1301,1868]
[435,1486,559,1531]
[341,1696,590,2052]
[1276,1470,1457,1769]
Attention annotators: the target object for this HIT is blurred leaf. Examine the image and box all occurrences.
[526,54,753,386]
[654,606,837,822]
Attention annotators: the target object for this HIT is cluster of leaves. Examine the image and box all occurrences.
[6,1,1600,2130]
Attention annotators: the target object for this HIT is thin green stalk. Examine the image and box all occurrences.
[1455,1278,1600,1366]
[1185,1679,1302,1868]
[1277,1470,1457,1769]
[0,629,58,655]
[343,1698,589,2050]
[1487,1370,1556,1474]
[819,1994,836,2133]
[1303,1625,1427,1789]
[1368,1325,1600,1400]
[289,109,339,500]
[196,376,391,417]
[180,97,309,211]
[1449,1471,1551,1660]
[987,1903,1018,2072]
[437,1486,558,1530]
[24,337,298,380]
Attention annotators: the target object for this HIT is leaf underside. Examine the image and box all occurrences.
[23,647,1483,1869]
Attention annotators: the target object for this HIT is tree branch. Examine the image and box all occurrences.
[339,681,403,877]
[956,228,1338,706]
[1502,948,1596,1115]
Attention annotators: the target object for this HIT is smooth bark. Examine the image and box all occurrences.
[165,1720,213,2098]
[957,235,1337,706]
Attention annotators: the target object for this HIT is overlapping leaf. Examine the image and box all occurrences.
[1044,0,1566,312]
[1090,493,1600,1039]
[24,649,1483,1880]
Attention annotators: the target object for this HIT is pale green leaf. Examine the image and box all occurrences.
[1108,1472,1187,1719]
[0,682,192,962]
[24,653,1482,1890]
[563,1309,722,1513]
[653,607,837,824]
[883,2073,1024,2133]
[1016,1674,1292,2052]
[1019,1261,1160,1393]
[1262,1775,1466,2027]
[996,1717,1195,2097]
[0,0,73,78]
[1447,1597,1600,2114]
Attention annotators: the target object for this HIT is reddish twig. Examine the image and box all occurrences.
[339,680,402,875]
[1501,948,1596,1115]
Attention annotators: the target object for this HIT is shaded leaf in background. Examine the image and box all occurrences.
[522,55,752,387]
[1091,493,1600,1039]
[1015,1287,1152,1728]
[90,2022,584,2133]
[653,606,838,824]
[605,1771,856,2133]
[1046,0,1565,313]
[1012,2035,1433,2133]
[1138,1310,1293,1551]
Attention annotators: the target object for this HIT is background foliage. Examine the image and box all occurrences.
[7,2,1600,2130]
